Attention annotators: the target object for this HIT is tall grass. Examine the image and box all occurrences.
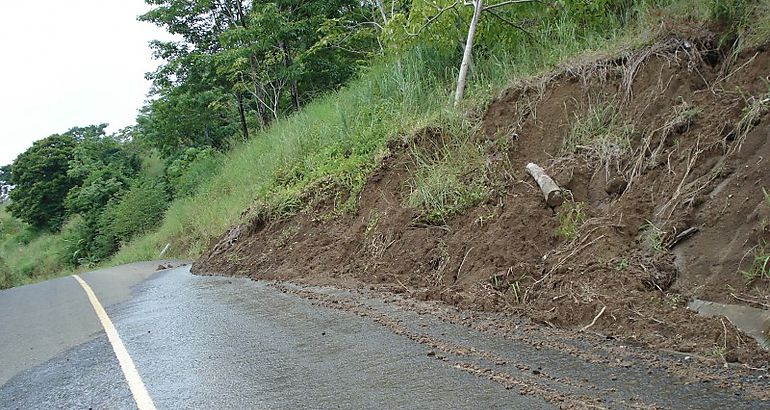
[0,205,75,288]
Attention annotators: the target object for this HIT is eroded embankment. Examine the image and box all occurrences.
[194,28,770,366]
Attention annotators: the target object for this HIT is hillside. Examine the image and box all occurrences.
[193,23,770,364]
[2,0,770,367]
[108,1,770,364]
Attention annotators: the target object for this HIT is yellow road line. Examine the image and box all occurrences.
[72,274,157,410]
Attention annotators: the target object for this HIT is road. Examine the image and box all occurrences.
[0,262,768,409]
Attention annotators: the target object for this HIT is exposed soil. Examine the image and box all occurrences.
[194,27,770,369]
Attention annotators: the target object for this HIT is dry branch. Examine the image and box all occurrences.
[581,306,607,332]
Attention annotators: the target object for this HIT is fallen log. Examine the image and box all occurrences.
[526,162,563,207]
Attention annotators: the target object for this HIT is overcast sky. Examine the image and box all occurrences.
[0,0,170,166]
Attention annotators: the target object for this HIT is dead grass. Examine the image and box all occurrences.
[562,98,635,177]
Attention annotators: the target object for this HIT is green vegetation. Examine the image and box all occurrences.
[2,0,769,288]
[640,220,665,252]
[740,188,770,282]
[406,124,494,225]
[555,201,587,240]
[0,205,72,289]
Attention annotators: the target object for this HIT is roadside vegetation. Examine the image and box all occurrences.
[1,0,769,288]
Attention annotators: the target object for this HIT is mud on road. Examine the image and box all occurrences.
[269,280,770,408]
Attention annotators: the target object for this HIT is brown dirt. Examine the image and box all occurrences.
[193,28,770,368]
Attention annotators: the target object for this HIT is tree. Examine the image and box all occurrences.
[394,0,538,105]
[0,165,10,185]
[454,0,483,105]
[62,130,143,263]
[453,0,539,105]
[7,134,79,230]
[140,0,253,143]
[139,0,378,143]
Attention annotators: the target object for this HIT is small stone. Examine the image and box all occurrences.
[677,343,695,353]
[427,350,436,357]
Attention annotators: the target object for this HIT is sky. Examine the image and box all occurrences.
[0,0,171,166]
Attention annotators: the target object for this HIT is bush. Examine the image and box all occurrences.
[174,153,222,198]
[104,178,170,246]
[558,0,636,32]
[165,147,220,197]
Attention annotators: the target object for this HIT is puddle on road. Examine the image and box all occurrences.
[688,299,770,349]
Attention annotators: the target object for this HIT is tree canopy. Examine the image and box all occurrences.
[8,134,79,230]
[135,0,381,155]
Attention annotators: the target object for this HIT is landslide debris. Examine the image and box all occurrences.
[194,29,770,367]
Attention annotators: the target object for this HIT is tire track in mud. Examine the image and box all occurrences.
[381,290,770,402]
[270,282,657,409]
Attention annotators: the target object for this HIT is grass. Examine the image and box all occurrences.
[555,201,587,240]
[730,91,770,154]
[405,123,496,225]
[563,98,635,175]
[616,257,630,271]
[0,205,76,289]
[640,219,665,252]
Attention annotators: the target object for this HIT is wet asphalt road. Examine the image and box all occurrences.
[1,262,768,409]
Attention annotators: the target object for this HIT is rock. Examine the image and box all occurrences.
[605,177,628,196]
[677,343,695,353]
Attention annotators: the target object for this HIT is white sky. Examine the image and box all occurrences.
[0,0,171,166]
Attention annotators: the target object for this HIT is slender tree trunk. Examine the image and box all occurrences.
[235,93,249,139]
[248,55,268,128]
[375,0,388,23]
[454,0,483,107]
[235,0,246,27]
[279,40,300,111]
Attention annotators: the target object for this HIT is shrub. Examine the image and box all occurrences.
[104,178,170,246]
[165,147,220,197]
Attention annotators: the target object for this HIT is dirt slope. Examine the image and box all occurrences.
[194,28,770,366]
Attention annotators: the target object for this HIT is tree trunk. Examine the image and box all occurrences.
[279,40,300,111]
[454,0,483,106]
[375,0,388,23]
[248,55,268,128]
[526,163,563,207]
[235,93,249,139]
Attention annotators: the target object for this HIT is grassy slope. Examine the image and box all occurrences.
[111,11,624,264]
[0,205,75,287]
